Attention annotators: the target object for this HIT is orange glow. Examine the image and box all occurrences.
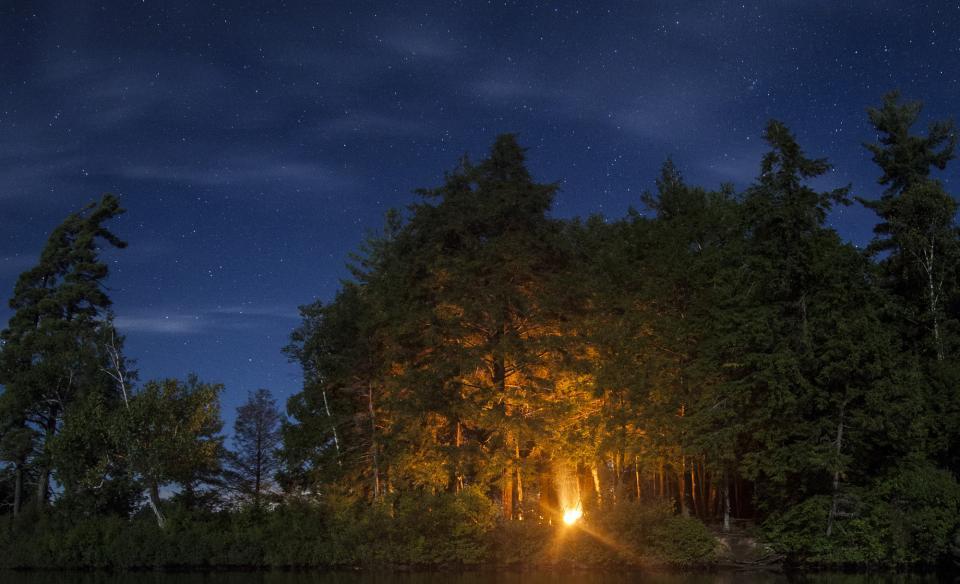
[562,506,582,525]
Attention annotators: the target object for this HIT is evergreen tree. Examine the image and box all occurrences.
[861,91,959,362]
[860,92,960,478]
[0,194,127,509]
[224,388,282,509]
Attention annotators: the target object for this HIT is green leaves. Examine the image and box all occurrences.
[124,376,224,489]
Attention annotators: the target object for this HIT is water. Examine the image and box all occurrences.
[0,572,946,584]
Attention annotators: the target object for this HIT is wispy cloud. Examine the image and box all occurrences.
[383,30,460,60]
[115,158,356,190]
[114,303,301,335]
[698,148,764,185]
[322,112,432,137]
[114,314,206,335]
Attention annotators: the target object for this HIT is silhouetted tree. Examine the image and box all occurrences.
[224,388,282,509]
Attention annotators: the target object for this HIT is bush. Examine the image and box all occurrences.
[0,494,716,569]
[489,501,716,568]
[763,462,960,567]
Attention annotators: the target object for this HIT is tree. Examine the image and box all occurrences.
[865,90,955,196]
[381,134,580,517]
[861,91,959,362]
[282,135,589,520]
[120,376,224,527]
[0,194,127,509]
[0,419,36,516]
[224,388,282,509]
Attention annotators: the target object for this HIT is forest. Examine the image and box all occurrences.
[0,92,959,570]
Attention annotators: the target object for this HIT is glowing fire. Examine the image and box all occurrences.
[562,506,583,525]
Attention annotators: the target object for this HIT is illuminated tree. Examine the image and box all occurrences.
[120,376,224,527]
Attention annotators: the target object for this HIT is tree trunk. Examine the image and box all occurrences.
[367,384,381,500]
[35,409,58,510]
[591,463,602,506]
[454,419,464,492]
[924,243,944,361]
[827,402,845,537]
[723,470,731,532]
[678,453,688,517]
[690,464,699,517]
[699,460,707,513]
[321,389,341,464]
[502,467,514,520]
[538,457,557,521]
[148,481,166,528]
[514,440,523,519]
[254,430,263,509]
[13,465,22,517]
[634,457,641,501]
[658,458,665,499]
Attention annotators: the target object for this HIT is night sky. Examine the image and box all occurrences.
[2,1,959,426]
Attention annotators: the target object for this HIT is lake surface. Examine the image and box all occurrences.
[0,572,948,584]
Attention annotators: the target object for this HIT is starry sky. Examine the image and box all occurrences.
[1,1,959,426]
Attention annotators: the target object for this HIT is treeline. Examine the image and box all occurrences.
[1,92,960,569]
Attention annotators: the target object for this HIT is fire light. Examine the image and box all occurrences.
[562,506,583,526]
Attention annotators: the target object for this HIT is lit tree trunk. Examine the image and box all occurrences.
[493,333,514,519]
[454,419,464,492]
[634,457,641,500]
[322,390,341,464]
[723,470,731,532]
[502,464,514,520]
[678,453,688,517]
[148,481,166,528]
[678,402,688,516]
[921,240,944,361]
[690,464,699,517]
[827,401,845,537]
[700,460,707,514]
[367,384,381,500]
[591,463,602,506]
[515,440,523,519]
[616,449,625,503]
[538,458,557,520]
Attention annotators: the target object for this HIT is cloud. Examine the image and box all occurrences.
[114,303,301,335]
[322,112,432,137]
[383,30,459,60]
[114,158,356,191]
[0,145,89,200]
[114,314,206,335]
[697,149,764,185]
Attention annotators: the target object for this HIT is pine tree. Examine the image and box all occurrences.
[224,388,282,509]
[861,91,958,362]
[0,194,127,509]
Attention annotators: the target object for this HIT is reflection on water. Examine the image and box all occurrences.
[0,572,945,584]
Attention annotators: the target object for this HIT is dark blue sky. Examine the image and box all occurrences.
[2,1,958,426]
